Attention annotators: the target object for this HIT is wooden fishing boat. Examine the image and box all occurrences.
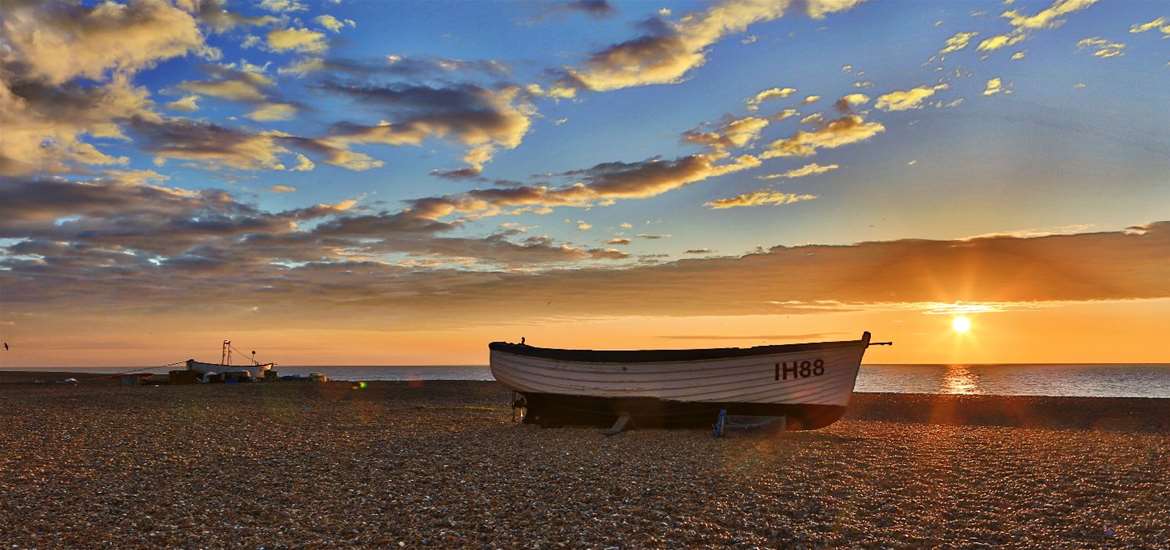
[185,359,274,381]
[490,332,887,431]
[185,340,274,382]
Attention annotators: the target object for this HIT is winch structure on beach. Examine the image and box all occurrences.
[490,332,890,432]
[185,340,275,382]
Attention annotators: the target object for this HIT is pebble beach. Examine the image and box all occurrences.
[2,376,1168,547]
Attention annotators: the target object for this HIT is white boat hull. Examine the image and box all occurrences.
[186,359,273,381]
[489,333,873,430]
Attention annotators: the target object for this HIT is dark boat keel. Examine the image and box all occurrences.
[518,392,847,431]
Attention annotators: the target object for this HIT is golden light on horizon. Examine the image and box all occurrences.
[951,315,973,334]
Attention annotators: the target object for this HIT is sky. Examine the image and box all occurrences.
[1,0,1168,367]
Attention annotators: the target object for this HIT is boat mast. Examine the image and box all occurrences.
[221,339,232,366]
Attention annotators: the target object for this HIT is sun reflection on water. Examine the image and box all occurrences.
[941,364,983,395]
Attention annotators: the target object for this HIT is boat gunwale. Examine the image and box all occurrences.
[489,337,866,363]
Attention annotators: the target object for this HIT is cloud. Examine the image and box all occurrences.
[1010,51,1026,60]
[940,31,979,54]
[978,0,1099,53]
[181,0,280,33]
[532,0,616,21]
[1002,0,1099,30]
[404,153,760,221]
[318,82,532,172]
[176,62,300,122]
[280,135,384,171]
[0,6,225,175]
[565,0,617,17]
[799,113,824,125]
[270,184,297,193]
[761,114,885,158]
[290,154,315,172]
[805,0,866,19]
[259,0,307,12]
[314,14,357,33]
[0,172,295,247]
[874,83,949,111]
[452,221,1170,318]
[4,211,1169,325]
[588,248,630,260]
[128,117,293,171]
[681,116,769,154]
[983,77,1004,96]
[705,190,817,209]
[802,95,821,104]
[576,221,592,231]
[1130,17,1170,36]
[833,93,869,113]
[759,162,839,179]
[557,154,760,200]
[0,75,156,176]
[559,0,786,92]
[0,171,629,280]
[166,95,201,112]
[276,57,326,77]
[267,28,329,54]
[178,64,273,102]
[958,223,1097,241]
[292,55,510,79]
[977,33,1026,52]
[746,87,797,111]
[775,108,799,121]
[430,167,483,180]
[1076,37,1125,58]
[557,0,865,94]
[524,82,579,100]
[247,102,298,121]
[684,248,714,254]
[0,0,208,84]
[636,234,671,239]
[360,232,631,266]
[606,237,631,245]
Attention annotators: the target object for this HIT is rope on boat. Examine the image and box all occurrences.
[227,342,268,365]
[110,360,187,377]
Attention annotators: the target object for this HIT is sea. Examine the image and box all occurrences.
[5,364,1170,399]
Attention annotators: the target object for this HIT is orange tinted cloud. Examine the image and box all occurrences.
[558,0,865,94]
[8,172,1167,327]
[761,114,885,158]
[705,190,817,209]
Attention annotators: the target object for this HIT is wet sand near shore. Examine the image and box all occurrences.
[1,378,1168,547]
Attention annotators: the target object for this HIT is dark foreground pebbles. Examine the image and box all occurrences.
[1,379,1168,547]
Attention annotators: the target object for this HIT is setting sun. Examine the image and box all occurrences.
[952,315,973,334]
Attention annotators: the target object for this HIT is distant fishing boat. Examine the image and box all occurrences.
[186,340,274,382]
[490,332,888,431]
